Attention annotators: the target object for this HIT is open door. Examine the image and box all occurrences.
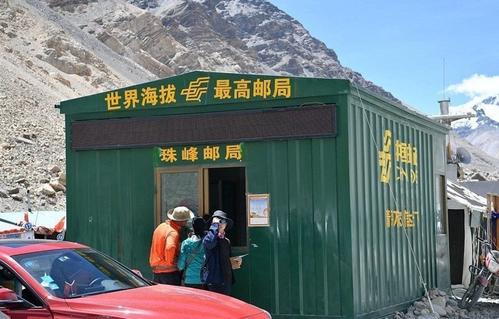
[448,209,464,284]
[207,167,247,247]
[155,166,247,248]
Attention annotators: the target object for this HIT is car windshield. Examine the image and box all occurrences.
[13,248,149,299]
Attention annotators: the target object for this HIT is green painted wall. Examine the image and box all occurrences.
[346,92,442,318]
[66,148,154,277]
[242,139,343,317]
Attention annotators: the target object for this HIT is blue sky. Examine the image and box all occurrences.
[268,0,499,115]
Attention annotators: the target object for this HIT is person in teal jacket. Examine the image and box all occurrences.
[178,217,206,289]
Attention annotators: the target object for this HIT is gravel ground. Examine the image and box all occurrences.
[394,288,499,319]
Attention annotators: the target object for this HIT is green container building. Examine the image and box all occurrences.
[57,71,448,318]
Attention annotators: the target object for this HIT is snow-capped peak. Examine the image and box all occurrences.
[450,94,499,159]
[450,94,499,130]
[218,0,262,17]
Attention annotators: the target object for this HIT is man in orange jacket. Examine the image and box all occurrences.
[149,206,194,285]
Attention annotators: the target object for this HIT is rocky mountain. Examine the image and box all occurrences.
[0,0,155,212]
[450,132,499,181]
[450,94,499,159]
[1,0,490,213]
[0,0,400,212]
[46,0,398,100]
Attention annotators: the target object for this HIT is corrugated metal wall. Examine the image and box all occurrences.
[240,139,344,318]
[67,148,154,277]
[347,95,437,317]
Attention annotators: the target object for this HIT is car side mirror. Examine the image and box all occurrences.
[131,269,143,277]
[0,287,18,302]
[0,287,23,309]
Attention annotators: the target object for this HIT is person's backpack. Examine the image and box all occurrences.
[182,241,202,284]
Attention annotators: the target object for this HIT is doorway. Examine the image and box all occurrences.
[208,167,246,247]
[448,209,465,284]
[156,166,247,248]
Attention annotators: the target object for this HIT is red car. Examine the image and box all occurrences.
[0,240,270,319]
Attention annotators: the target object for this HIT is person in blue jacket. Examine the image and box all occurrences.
[177,217,207,289]
[202,210,234,295]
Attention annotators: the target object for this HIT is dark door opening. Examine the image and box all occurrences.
[208,167,247,247]
[448,209,465,284]
[156,166,247,248]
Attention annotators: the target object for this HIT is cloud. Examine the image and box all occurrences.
[447,74,499,98]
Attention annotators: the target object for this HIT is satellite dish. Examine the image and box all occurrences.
[456,147,472,164]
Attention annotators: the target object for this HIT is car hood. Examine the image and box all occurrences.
[63,284,265,319]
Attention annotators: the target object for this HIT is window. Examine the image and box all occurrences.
[13,248,149,299]
[156,166,247,247]
[156,168,203,224]
[0,263,43,307]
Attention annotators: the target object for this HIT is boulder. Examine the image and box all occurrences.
[39,184,56,197]
[415,301,427,311]
[459,312,470,319]
[445,306,455,317]
[0,189,9,198]
[15,177,27,184]
[7,187,19,194]
[1,143,14,150]
[22,133,33,140]
[10,194,23,202]
[427,289,438,299]
[432,296,447,309]
[49,180,66,192]
[394,312,405,319]
[432,305,446,317]
[58,172,66,186]
[447,299,458,308]
[15,136,35,145]
[48,165,61,174]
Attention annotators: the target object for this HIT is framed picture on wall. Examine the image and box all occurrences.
[247,194,270,227]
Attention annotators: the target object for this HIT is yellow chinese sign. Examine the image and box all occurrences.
[378,130,392,184]
[158,144,243,165]
[385,209,419,228]
[378,129,421,228]
[378,129,418,184]
[105,76,292,111]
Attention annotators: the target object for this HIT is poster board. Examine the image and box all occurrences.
[247,194,270,227]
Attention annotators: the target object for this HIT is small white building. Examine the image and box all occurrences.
[447,180,487,287]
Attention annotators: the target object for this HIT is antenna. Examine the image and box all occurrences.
[442,57,446,100]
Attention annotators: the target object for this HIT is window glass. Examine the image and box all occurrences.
[160,171,200,220]
[13,248,148,299]
[0,264,42,306]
